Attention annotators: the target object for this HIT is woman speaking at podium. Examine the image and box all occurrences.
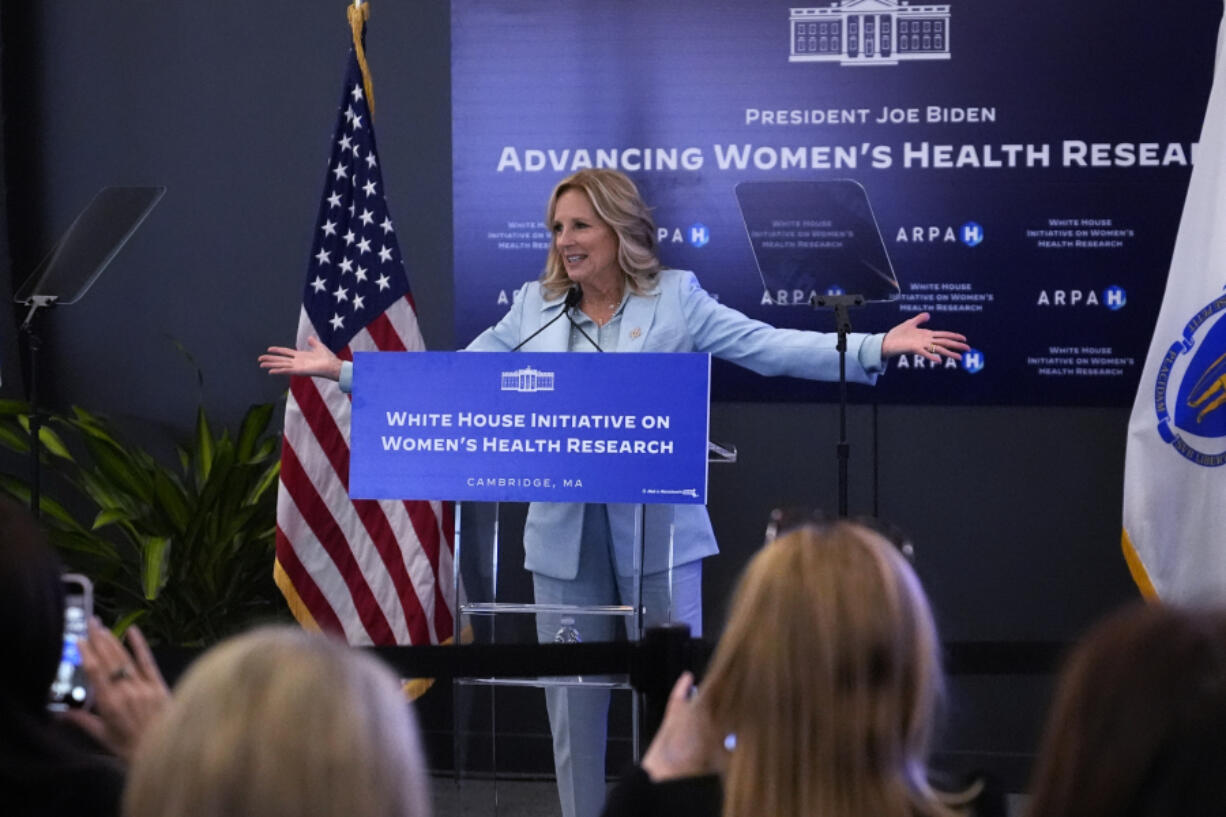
[261,168,967,817]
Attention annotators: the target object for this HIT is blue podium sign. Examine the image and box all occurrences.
[349,352,711,503]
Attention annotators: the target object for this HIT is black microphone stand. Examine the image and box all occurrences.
[509,286,604,353]
[510,286,584,351]
[811,292,864,518]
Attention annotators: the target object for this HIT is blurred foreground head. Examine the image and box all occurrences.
[701,519,948,817]
[1025,603,1226,817]
[124,626,430,817]
[0,496,64,717]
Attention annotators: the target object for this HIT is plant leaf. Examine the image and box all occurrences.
[80,436,155,504]
[50,529,122,562]
[91,508,132,530]
[110,608,147,638]
[153,470,191,535]
[140,535,172,601]
[66,406,122,443]
[236,402,275,461]
[36,425,76,461]
[246,459,282,506]
[0,474,88,532]
[0,399,31,416]
[0,423,31,454]
[166,334,206,393]
[193,406,214,486]
[251,436,279,462]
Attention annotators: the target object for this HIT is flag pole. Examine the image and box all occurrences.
[347,0,376,120]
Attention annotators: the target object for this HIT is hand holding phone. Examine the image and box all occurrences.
[61,617,171,760]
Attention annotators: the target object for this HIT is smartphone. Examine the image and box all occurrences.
[48,574,93,711]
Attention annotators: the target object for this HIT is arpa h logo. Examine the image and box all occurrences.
[689,223,710,248]
[658,223,712,247]
[960,221,983,247]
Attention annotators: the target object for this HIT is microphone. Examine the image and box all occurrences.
[511,287,582,351]
[566,309,603,352]
[558,284,604,352]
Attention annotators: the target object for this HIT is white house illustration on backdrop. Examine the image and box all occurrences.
[789,0,951,66]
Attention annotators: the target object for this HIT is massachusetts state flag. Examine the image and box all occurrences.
[1122,13,1226,601]
[273,13,455,647]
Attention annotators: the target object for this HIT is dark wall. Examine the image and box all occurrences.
[0,6,22,397]
[3,0,1147,786]
[3,1,453,431]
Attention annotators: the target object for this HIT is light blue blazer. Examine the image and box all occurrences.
[464,268,887,581]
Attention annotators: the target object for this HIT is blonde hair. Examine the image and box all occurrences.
[123,627,430,817]
[700,522,951,817]
[540,168,662,300]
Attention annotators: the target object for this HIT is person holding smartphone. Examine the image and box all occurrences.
[0,497,169,817]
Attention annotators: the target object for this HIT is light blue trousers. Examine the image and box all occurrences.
[533,504,703,817]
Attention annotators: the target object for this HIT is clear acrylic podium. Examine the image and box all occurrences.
[343,350,722,814]
[449,442,736,816]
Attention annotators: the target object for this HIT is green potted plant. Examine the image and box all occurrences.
[0,399,285,645]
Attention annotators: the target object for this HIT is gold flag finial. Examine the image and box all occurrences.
[347,1,375,120]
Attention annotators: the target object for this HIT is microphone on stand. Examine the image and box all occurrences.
[563,284,583,309]
[565,294,604,352]
[511,286,583,351]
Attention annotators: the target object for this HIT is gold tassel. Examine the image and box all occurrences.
[347,2,376,120]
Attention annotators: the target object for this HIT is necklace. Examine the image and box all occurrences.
[582,287,623,326]
[590,303,617,327]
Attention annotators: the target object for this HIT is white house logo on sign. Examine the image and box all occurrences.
[500,366,555,393]
[789,0,951,67]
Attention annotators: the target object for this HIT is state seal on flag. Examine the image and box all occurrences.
[1153,292,1226,466]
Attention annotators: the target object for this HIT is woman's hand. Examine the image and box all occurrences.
[881,312,970,363]
[62,619,170,761]
[641,671,728,782]
[258,336,343,381]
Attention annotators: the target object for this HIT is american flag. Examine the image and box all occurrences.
[273,40,455,647]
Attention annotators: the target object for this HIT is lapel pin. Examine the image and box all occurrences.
[629,327,642,339]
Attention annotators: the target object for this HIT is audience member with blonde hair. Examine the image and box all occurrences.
[123,626,430,817]
[602,518,956,817]
[1023,603,1226,817]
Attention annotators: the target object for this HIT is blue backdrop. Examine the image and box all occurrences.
[452,0,1220,405]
